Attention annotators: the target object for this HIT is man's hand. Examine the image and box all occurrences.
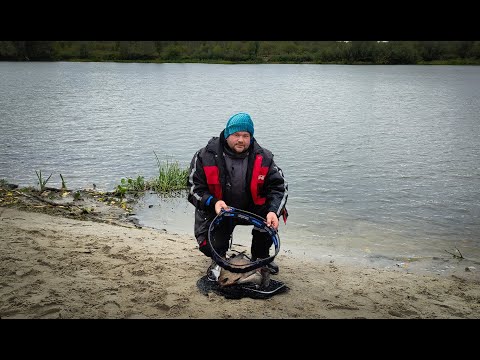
[215,200,230,215]
[266,211,279,230]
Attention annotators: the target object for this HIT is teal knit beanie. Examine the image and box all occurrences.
[224,112,254,139]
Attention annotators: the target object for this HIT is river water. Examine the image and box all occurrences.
[1,62,479,277]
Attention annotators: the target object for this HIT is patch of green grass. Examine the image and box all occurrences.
[150,152,189,193]
[113,153,189,197]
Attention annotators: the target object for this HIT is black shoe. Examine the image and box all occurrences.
[266,261,279,275]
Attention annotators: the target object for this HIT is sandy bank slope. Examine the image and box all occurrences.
[1,207,479,319]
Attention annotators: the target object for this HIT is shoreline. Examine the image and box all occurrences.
[1,206,479,318]
[132,194,480,282]
[134,218,480,281]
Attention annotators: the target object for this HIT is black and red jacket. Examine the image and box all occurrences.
[187,130,288,244]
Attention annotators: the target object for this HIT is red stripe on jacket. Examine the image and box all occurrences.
[203,166,222,199]
[250,154,268,205]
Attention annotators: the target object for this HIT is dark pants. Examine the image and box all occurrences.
[210,218,273,259]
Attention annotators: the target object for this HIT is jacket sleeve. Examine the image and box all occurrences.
[264,158,288,218]
[187,149,219,212]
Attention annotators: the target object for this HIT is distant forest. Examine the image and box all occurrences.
[1,41,480,64]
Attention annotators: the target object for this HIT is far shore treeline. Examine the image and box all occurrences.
[1,41,480,65]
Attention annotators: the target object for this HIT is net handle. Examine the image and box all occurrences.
[207,207,280,273]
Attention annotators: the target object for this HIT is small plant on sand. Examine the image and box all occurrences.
[73,191,82,201]
[114,176,147,198]
[114,180,128,198]
[60,174,68,192]
[35,170,52,192]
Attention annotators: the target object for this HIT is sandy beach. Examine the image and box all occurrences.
[1,204,479,319]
